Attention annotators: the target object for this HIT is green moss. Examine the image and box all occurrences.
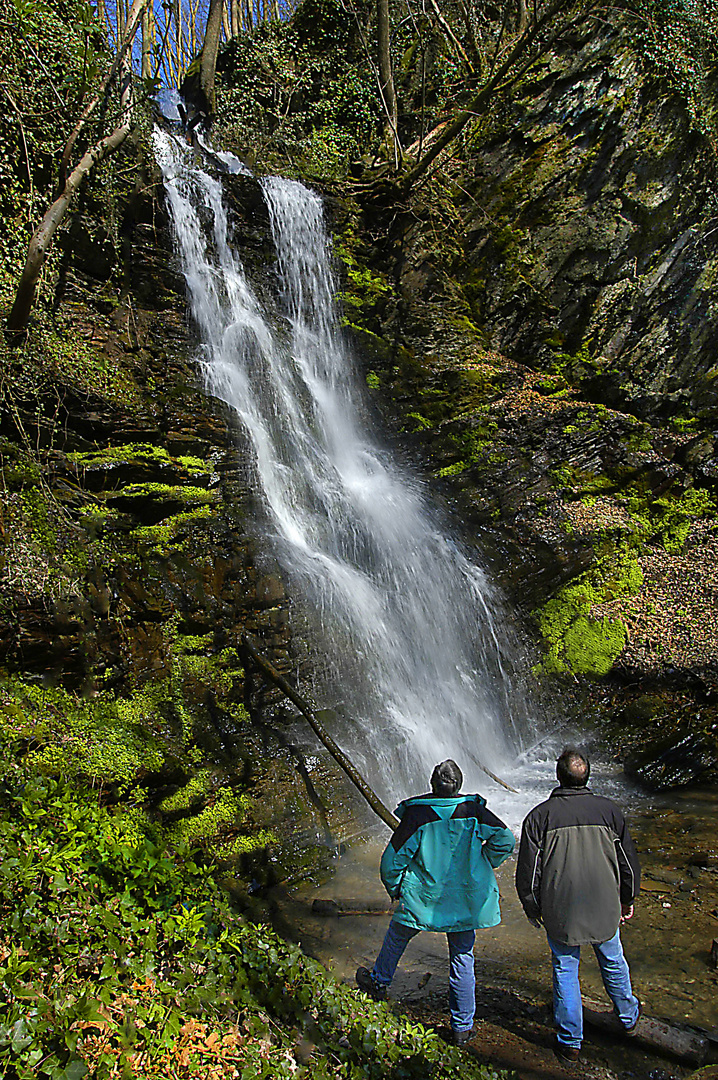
[0,440,43,488]
[68,443,210,476]
[536,548,642,677]
[437,460,468,477]
[624,484,717,554]
[132,505,216,553]
[335,231,391,325]
[172,635,247,710]
[110,483,218,506]
[165,786,251,845]
[451,423,498,461]
[19,321,141,407]
[563,615,628,676]
[0,676,168,789]
[159,769,215,813]
[366,370,380,389]
[209,830,277,859]
[548,338,605,381]
[405,412,433,431]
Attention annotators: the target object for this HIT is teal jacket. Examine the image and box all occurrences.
[380,793,515,933]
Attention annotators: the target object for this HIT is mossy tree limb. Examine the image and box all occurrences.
[7,112,135,334]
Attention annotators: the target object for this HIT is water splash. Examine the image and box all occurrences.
[154,128,528,804]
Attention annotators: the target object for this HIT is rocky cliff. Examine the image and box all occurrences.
[213,9,718,785]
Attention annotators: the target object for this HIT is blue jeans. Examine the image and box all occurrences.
[548,929,640,1048]
[372,919,476,1032]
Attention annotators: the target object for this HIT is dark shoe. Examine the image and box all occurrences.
[452,1027,474,1046]
[553,1037,580,1063]
[355,966,388,1001]
[623,1001,642,1037]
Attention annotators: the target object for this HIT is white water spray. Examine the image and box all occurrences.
[154,128,529,805]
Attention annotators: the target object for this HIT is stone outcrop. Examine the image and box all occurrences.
[326,18,718,784]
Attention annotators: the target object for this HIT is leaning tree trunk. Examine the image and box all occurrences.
[7,95,133,333]
[58,0,148,190]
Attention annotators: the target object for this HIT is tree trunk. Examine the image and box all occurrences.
[241,635,400,831]
[230,0,241,35]
[199,0,225,118]
[377,0,400,162]
[8,110,133,333]
[58,0,148,190]
[402,0,588,190]
[141,3,154,78]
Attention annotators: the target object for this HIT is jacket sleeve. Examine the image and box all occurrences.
[478,807,515,868]
[614,810,641,905]
[515,811,543,920]
[380,812,423,900]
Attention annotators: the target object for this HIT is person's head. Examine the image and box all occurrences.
[430,759,463,797]
[556,748,590,788]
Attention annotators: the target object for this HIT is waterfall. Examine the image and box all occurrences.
[154,128,526,805]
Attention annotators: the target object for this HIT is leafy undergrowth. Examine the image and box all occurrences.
[0,738,506,1080]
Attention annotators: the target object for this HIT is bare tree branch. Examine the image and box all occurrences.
[58,0,149,191]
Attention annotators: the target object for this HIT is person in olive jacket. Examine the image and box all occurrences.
[356,759,515,1045]
[515,748,641,1063]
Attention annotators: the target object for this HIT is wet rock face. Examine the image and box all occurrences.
[1,162,292,695]
[431,23,718,422]
[335,20,718,785]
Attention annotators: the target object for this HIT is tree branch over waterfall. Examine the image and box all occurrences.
[6,6,147,334]
[402,0,599,190]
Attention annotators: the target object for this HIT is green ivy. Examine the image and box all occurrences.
[0,737,510,1080]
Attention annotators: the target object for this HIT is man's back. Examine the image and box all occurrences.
[381,792,515,934]
[516,786,640,945]
[514,751,642,1061]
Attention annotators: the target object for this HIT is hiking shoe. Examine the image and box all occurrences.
[553,1037,580,1063]
[355,967,388,1001]
[452,1027,474,1046]
[623,1001,642,1037]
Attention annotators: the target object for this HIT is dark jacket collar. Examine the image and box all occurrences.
[549,785,593,797]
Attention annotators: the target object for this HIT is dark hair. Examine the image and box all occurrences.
[556,748,590,788]
[431,759,463,796]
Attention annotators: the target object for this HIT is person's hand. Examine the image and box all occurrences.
[620,904,634,922]
[527,916,543,929]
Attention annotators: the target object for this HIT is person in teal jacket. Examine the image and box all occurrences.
[356,759,515,1045]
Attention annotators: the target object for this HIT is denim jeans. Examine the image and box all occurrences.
[548,929,640,1048]
[372,919,476,1032]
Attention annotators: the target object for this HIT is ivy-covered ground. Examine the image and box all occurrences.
[0,734,510,1080]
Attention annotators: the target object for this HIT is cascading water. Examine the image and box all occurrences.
[154,127,531,807]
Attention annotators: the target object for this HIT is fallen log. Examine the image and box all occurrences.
[241,633,517,827]
[583,999,709,1065]
[312,898,395,917]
